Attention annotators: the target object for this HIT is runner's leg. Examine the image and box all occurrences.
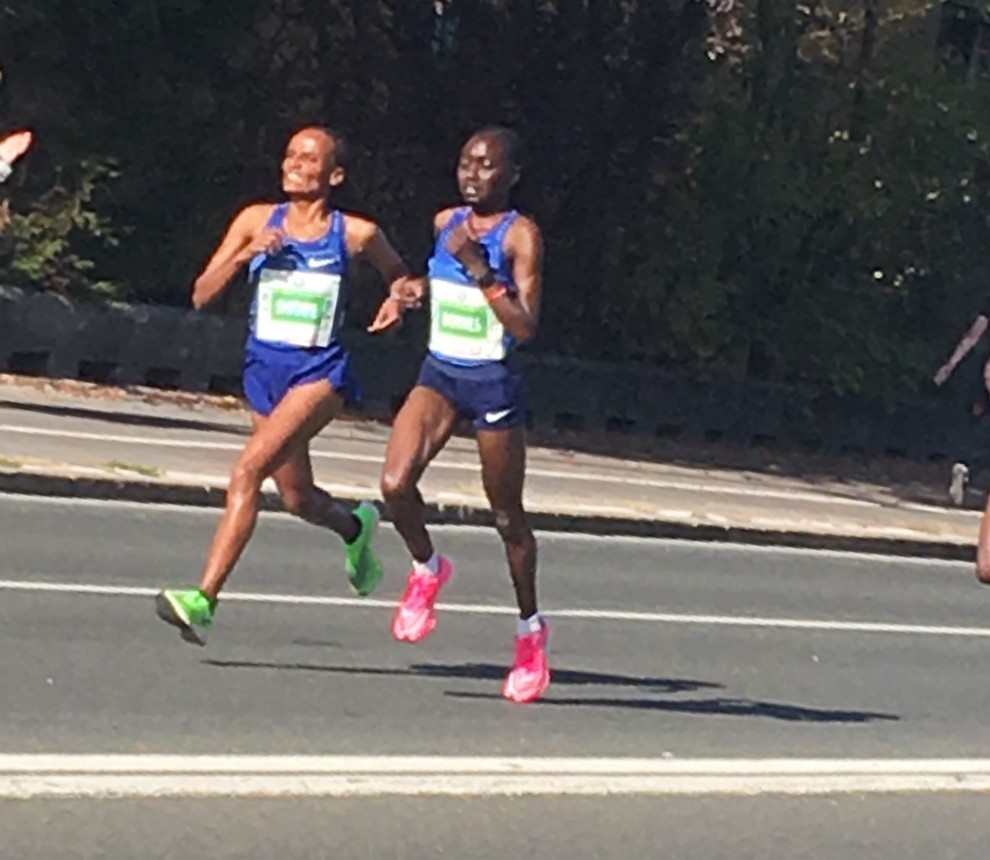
[381,385,459,642]
[380,386,459,561]
[199,379,342,600]
[476,424,537,619]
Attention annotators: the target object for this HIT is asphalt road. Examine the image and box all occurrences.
[2,493,990,858]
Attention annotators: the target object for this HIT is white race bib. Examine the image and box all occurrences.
[254,268,341,348]
[428,279,507,362]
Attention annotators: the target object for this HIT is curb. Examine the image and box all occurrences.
[0,471,975,564]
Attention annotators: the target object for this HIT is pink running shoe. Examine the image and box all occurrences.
[391,556,454,643]
[503,618,551,704]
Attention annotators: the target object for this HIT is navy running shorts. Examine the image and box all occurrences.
[416,352,526,431]
[242,340,361,416]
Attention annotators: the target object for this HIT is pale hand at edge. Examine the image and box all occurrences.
[934,364,953,386]
[0,129,33,165]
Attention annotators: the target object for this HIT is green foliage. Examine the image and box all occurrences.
[2,159,122,300]
[1,0,989,401]
[632,0,990,399]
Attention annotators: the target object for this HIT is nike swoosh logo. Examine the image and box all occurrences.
[484,408,514,424]
[307,257,340,268]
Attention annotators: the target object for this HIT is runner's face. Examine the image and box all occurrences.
[456,135,516,207]
[281,131,342,197]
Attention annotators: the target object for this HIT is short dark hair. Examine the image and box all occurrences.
[472,125,524,171]
[299,125,350,170]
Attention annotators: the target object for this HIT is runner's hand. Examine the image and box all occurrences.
[368,297,404,334]
[446,221,490,280]
[934,364,953,386]
[237,228,285,263]
[391,276,425,309]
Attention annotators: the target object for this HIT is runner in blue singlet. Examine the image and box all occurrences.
[379,126,550,704]
[155,125,413,645]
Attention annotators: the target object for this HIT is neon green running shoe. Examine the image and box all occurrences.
[346,501,383,597]
[155,588,214,646]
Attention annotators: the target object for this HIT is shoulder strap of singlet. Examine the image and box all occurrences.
[330,209,351,268]
[437,207,469,244]
[265,203,288,229]
[490,210,520,249]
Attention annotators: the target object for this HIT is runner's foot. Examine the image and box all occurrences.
[155,588,214,646]
[392,555,454,643]
[346,501,384,596]
[503,617,551,704]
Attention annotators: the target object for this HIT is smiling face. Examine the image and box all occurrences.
[281,128,345,198]
[456,131,519,210]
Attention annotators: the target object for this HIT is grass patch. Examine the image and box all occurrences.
[0,456,22,470]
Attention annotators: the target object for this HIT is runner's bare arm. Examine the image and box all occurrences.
[191,204,277,310]
[935,315,989,385]
[346,215,423,333]
[345,215,416,293]
[485,216,543,344]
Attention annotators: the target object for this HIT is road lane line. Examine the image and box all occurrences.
[3,755,990,797]
[0,423,882,507]
[1,578,988,638]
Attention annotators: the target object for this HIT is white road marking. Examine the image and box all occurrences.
[0,423,886,507]
[0,578,986,639]
[3,755,990,797]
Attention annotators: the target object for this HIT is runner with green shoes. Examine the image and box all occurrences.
[155,126,415,645]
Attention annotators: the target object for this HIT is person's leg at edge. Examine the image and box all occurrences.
[477,424,549,703]
[156,380,345,644]
[380,386,459,642]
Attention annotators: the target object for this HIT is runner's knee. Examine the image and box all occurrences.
[381,464,415,502]
[228,460,265,504]
[492,507,528,544]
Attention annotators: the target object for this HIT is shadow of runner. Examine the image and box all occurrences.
[203,659,721,695]
[445,691,900,724]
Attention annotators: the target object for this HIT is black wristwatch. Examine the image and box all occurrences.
[475,269,497,289]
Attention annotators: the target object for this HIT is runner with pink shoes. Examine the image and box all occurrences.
[380,126,549,704]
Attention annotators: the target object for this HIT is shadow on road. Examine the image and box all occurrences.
[203,658,720,695]
[446,691,900,723]
[205,657,896,723]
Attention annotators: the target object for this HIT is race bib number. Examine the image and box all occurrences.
[254,269,341,348]
[428,279,507,362]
